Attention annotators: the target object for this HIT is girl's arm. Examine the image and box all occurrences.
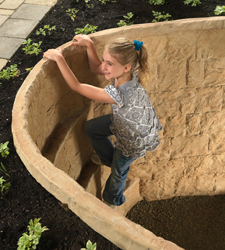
[72,34,104,75]
[43,48,116,105]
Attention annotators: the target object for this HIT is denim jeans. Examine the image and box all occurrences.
[84,114,136,206]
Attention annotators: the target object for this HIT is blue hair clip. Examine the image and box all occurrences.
[134,40,143,51]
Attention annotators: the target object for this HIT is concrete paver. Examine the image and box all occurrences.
[25,0,58,6]
[0,37,24,59]
[11,4,51,20]
[0,0,24,10]
[0,19,39,39]
[0,9,14,15]
[0,0,58,70]
[0,14,8,26]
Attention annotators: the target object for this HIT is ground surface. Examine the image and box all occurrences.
[0,0,225,249]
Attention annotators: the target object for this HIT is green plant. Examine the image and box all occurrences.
[22,39,42,56]
[0,162,9,177]
[0,142,10,198]
[36,27,46,36]
[25,67,34,72]
[81,240,97,250]
[0,176,10,197]
[214,6,225,15]
[184,0,201,7]
[75,24,98,34]
[99,0,111,4]
[0,64,20,84]
[117,12,134,27]
[152,11,172,22]
[85,0,94,8]
[17,218,49,250]
[36,25,56,36]
[0,141,10,158]
[148,0,165,5]
[66,8,79,21]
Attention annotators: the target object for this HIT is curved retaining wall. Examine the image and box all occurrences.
[12,17,225,250]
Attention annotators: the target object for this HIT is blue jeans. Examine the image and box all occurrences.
[84,114,136,206]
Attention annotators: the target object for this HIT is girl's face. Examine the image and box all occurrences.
[102,50,129,81]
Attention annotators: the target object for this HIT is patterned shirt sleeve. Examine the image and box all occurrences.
[105,85,124,108]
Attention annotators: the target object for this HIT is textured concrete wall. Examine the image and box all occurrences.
[12,17,225,250]
[127,18,225,201]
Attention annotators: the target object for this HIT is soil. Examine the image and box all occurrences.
[0,0,225,249]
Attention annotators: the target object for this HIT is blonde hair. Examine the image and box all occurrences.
[105,38,150,86]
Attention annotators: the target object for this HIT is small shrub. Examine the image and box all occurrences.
[85,0,94,8]
[0,176,10,198]
[0,65,20,84]
[36,25,56,36]
[117,12,134,27]
[66,8,79,21]
[0,142,10,198]
[0,162,9,177]
[149,0,165,5]
[81,240,97,250]
[75,24,98,34]
[99,0,111,4]
[184,0,201,7]
[0,141,10,158]
[214,6,225,15]
[22,39,42,56]
[17,218,49,250]
[152,11,172,22]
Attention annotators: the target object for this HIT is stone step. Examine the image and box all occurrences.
[85,164,111,198]
[76,161,100,189]
[41,106,87,163]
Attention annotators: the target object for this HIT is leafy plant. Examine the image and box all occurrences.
[214,6,225,15]
[0,141,10,158]
[0,64,20,84]
[0,176,10,197]
[66,8,79,21]
[25,67,34,72]
[75,24,98,34]
[117,12,134,27]
[81,240,97,250]
[99,0,111,4]
[36,28,46,36]
[0,162,9,177]
[22,39,42,56]
[36,25,56,36]
[184,0,201,7]
[17,218,49,250]
[0,142,10,198]
[148,0,165,5]
[85,0,94,8]
[152,11,172,22]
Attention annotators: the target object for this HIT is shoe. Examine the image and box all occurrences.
[103,200,115,208]
[91,153,102,165]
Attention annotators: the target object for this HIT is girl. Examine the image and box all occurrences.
[43,34,162,207]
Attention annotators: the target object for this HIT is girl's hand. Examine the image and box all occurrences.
[72,34,93,47]
[43,48,63,62]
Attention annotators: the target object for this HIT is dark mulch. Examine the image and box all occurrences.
[0,0,224,249]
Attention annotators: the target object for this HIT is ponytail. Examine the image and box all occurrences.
[136,45,151,87]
